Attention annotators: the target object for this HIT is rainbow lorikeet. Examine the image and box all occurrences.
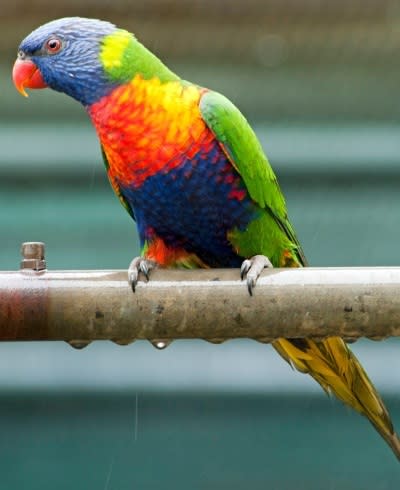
[13,17,400,459]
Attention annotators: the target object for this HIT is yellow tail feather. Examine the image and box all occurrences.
[272,336,400,460]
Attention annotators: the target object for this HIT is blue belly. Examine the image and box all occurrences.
[118,144,259,267]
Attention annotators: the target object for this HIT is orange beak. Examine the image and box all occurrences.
[12,58,47,97]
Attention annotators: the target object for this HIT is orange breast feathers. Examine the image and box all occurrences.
[88,76,212,187]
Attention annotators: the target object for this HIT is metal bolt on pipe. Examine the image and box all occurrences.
[20,242,46,271]
[1,242,400,344]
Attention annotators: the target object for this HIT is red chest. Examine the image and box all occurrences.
[88,76,211,187]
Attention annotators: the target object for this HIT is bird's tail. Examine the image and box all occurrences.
[272,336,400,460]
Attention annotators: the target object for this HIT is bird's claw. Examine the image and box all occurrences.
[128,257,156,292]
[240,255,273,296]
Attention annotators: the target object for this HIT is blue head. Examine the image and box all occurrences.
[14,17,119,106]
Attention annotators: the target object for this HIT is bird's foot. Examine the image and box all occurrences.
[128,256,157,292]
[240,255,273,296]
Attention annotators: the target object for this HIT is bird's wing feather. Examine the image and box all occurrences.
[199,90,307,266]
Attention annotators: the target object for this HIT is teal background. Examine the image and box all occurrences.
[2,1,400,488]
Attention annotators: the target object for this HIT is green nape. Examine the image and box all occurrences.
[100,29,179,83]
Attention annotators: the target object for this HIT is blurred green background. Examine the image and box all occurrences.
[1,1,400,488]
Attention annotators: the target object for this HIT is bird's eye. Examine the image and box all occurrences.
[45,37,62,54]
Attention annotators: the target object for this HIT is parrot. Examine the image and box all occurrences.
[12,17,400,459]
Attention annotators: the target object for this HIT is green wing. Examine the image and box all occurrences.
[199,90,307,266]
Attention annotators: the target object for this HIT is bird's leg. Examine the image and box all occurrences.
[128,256,157,292]
[240,255,273,296]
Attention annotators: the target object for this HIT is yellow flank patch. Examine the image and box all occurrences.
[100,30,132,71]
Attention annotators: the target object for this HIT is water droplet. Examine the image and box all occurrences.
[112,339,135,346]
[67,340,91,350]
[206,338,227,344]
[367,335,385,342]
[150,339,171,350]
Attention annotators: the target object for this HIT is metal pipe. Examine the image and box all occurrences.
[2,266,400,343]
